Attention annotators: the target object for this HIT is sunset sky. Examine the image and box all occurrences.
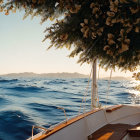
[0,11,136,78]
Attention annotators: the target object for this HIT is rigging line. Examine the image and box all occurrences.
[80,67,92,115]
[78,64,92,115]
[105,69,113,108]
[82,66,93,139]
[83,66,92,114]
[103,109,109,124]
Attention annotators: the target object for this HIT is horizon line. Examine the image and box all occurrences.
[0,72,133,78]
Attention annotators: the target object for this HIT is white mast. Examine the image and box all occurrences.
[91,59,97,109]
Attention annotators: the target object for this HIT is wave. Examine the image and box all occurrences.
[0,97,8,104]
[27,103,58,113]
[116,92,129,96]
[100,100,115,105]
[46,90,83,97]
[0,110,36,140]
[84,80,89,83]
[70,80,75,83]
[0,79,18,83]
[44,80,68,85]
[28,103,77,115]
[7,85,44,92]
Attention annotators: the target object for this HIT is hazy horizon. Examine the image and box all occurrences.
[0,71,134,78]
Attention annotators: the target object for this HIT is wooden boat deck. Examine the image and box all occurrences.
[127,123,140,137]
[88,123,133,140]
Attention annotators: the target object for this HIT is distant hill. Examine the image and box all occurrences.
[0,72,131,80]
[0,72,89,78]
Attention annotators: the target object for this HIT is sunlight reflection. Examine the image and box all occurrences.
[127,80,140,104]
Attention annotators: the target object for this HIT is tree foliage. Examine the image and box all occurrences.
[0,0,140,71]
[133,72,140,80]
[133,72,140,91]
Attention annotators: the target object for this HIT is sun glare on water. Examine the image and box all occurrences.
[127,80,140,104]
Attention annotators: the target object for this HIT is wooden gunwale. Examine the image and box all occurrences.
[34,108,102,140]
[106,104,123,113]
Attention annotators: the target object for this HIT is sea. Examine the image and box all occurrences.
[0,77,139,140]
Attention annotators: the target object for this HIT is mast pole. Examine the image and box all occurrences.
[91,59,97,109]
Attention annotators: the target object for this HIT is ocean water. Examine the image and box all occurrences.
[0,77,139,140]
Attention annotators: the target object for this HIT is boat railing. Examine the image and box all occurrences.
[57,107,68,122]
[32,125,53,140]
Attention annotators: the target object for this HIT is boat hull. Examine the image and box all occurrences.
[27,105,140,140]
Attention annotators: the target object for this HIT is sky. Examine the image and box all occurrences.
[0,10,137,78]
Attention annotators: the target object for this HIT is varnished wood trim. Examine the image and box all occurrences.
[34,108,102,140]
[106,105,123,113]
[127,124,140,137]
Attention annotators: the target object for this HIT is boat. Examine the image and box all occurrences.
[1,1,138,139]
[27,60,140,140]
[28,104,140,140]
